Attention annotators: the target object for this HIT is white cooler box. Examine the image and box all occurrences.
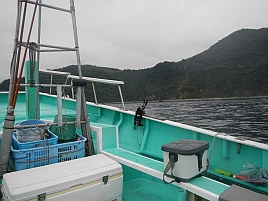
[161,139,209,182]
[2,154,123,201]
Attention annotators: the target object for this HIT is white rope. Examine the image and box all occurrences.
[207,133,219,169]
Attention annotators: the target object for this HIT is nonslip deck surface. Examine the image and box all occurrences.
[123,178,179,201]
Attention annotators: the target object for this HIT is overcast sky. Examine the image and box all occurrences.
[0,0,267,82]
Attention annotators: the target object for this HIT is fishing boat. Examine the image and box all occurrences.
[0,1,268,200]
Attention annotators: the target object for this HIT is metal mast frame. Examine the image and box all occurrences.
[0,0,95,177]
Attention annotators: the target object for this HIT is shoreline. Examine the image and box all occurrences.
[105,95,268,104]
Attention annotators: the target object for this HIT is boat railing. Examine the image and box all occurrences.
[39,69,126,110]
[38,69,71,95]
[13,121,86,130]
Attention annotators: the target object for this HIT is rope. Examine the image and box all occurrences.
[207,133,219,169]
[163,154,178,184]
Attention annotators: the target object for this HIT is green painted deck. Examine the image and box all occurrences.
[123,178,179,201]
[0,93,77,131]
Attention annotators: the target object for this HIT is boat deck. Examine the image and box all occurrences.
[0,92,229,200]
[0,93,77,132]
[1,92,268,200]
[101,148,229,201]
[123,178,179,201]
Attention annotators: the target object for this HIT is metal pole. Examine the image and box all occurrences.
[11,0,28,110]
[12,0,39,110]
[69,0,82,78]
[76,86,81,128]
[22,0,72,13]
[35,0,42,119]
[50,74,53,94]
[81,90,95,155]
[71,80,74,99]
[8,0,22,112]
[0,0,22,177]
[92,82,98,104]
[0,115,15,177]
[37,0,42,74]
[57,85,63,127]
[69,0,94,156]
[118,85,126,110]
[22,42,77,51]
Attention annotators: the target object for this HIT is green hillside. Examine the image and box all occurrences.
[1,28,268,102]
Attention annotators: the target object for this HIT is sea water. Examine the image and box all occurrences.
[109,97,268,144]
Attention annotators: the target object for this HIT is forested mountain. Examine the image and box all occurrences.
[1,28,268,102]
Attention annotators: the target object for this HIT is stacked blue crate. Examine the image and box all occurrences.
[11,121,87,171]
[11,134,86,171]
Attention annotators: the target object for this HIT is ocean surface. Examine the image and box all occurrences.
[109,97,268,144]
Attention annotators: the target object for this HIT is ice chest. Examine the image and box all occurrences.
[161,139,209,182]
[2,154,123,201]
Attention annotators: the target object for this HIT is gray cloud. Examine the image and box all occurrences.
[0,0,267,82]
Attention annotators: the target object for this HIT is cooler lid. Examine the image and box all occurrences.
[161,139,209,155]
[2,154,122,200]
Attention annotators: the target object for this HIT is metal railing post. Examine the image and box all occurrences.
[92,82,98,104]
[118,85,126,110]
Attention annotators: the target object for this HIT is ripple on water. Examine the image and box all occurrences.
[109,97,268,144]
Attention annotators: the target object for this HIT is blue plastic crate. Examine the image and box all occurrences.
[11,135,87,171]
[12,131,58,150]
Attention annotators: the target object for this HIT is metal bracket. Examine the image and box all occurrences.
[103,175,109,184]
[38,193,46,201]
